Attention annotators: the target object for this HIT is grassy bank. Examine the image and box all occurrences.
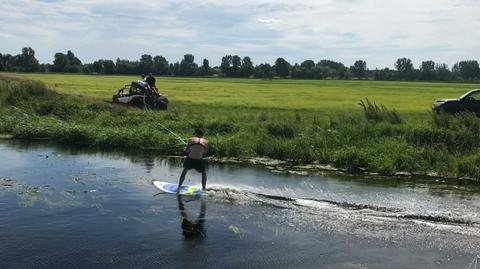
[6,72,480,114]
[1,74,480,180]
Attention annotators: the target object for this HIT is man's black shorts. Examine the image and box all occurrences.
[183,157,206,173]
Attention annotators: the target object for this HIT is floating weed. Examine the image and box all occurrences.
[42,197,85,208]
[1,177,14,190]
[228,225,247,238]
[118,215,147,224]
[140,205,164,215]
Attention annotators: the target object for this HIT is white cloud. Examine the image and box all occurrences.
[257,18,281,24]
[0,0,479,68]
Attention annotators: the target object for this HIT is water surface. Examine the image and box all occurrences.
[1,141,479,268]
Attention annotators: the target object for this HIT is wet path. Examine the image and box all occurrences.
[0,141,479,268]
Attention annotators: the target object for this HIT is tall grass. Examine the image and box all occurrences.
[1,76,480,181]
[1,78,51,105]
[359,98,402,124]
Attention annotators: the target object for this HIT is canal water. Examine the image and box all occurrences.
[0,141,479,268]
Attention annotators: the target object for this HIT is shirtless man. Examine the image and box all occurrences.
[177,129,209,193]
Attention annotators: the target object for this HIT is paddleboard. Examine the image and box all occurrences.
[153,181,202,195]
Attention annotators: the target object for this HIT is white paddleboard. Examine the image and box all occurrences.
[153,181,203,195]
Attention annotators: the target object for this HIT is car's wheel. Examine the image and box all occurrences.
[130,97,145,108]
[158,101,168,110]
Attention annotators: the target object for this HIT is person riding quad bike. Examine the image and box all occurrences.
[113,73,168,110]
[145,73,160,95]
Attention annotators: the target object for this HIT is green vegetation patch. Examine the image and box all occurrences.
[1,74,480,181]
[5,73,480,114]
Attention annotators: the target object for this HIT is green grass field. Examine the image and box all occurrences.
[5,73,480,115]
[2,73,480,180]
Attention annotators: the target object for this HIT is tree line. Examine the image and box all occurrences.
[1,47,480,82]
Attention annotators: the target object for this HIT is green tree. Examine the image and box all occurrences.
[240,56,254,77]
[231,55,241,77]
[373,68,395,80]
[254,63,274,78]
[38,63,50,72]
[201,58,210,76]
[301,60,315,69]
[291,63,300,78]
[435,63,451,81]
[153,56,169,75]
[317,59,344,70]
[337,66,348,79]
[296,60,316,78]
[52,50,82,73]
[317,60,346,79]
[453,60,480,81]
[66,50,82,66]
[115,58,138,74]
[350,60,367,79]
[139,54,154,74]
[66,50,82,72]
[179,54,197,76]
[52,52,69,72]
[395,58,414,80]
[92,60,103,73]
[275,58,291,78]
[170,62,181,76]
[420,60,435,80]
[16,47,39,72]
[91,59,114,74]
[103,60,115,74]
[220,55,233,76]
[0,53,4,71]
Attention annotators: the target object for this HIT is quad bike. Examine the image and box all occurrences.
[112,80,168,110]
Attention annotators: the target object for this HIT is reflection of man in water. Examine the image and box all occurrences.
[177,196,206,241]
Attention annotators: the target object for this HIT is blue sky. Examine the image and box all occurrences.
[1,0,479,68]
